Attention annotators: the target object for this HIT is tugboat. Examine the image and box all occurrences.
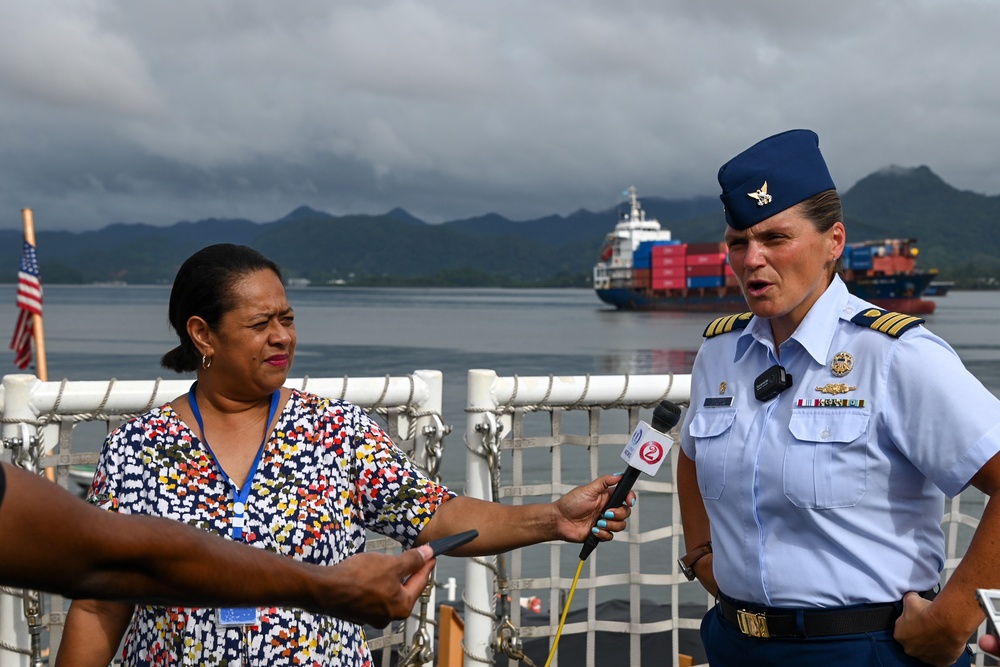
[593,187,937,314]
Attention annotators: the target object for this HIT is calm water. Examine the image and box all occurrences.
[5,283,1000,500]
[3,285,1000,460]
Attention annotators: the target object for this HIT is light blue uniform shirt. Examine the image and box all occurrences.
[680,276,1000,607]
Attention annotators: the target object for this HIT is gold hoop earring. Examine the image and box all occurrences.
[202,354,212,370]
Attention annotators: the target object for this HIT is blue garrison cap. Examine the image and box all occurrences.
[718,129,836,230]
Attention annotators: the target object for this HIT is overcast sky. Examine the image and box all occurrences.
[1,0,998,232]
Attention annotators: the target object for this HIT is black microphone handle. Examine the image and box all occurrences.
[578,401,680,561]
[579,466,641,560]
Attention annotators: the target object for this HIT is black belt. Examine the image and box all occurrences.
[717,592,911,639]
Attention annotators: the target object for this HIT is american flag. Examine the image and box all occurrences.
[10,240,43,369]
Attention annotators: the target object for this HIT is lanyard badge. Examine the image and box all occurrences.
[188,383,279,634]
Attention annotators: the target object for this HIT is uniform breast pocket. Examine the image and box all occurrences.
[688,408,737,500]
[784,409,870,509]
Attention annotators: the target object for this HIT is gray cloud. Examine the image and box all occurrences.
[1,0,998,231]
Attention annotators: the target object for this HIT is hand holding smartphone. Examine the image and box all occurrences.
[976,589,1000,658]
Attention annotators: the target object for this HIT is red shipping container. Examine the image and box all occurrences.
[652,266,686,278]
[724,263,736,276]
[651,243,687,256]
[687,264,726,277]
[686,242,727,254]
[652,278,687,290]
[652,254,686,267]
[686,253,727,266]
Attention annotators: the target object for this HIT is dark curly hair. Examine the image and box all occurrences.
[160,244,283,373]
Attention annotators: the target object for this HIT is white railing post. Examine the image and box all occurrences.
[0,374,38,667]
[404,369,444,667]
[463,369,499,666]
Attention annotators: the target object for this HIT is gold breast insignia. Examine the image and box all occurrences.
[815,383,857,396]
[831,351,854,378]
[719,381,728,395]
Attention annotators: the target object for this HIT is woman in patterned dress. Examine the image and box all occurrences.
[56,243,633,667]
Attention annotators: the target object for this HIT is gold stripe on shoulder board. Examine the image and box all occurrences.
[872,312,923,336]
[850,308,924,338]
[704,311,753,338]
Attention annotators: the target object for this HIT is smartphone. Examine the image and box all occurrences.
[977,588,1000,638]
[426,529,479,557]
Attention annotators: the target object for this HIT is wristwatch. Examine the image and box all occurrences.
[678,541,712,581]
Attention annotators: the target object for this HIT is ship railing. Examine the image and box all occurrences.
[0,370,991,667]
[462,370,706,667]
[461,369,990,667]
[0,371,447,667]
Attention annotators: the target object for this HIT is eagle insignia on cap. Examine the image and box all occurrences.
[747,181,772,207]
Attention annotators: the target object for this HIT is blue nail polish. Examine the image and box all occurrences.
[597,519,607,528]
[631,497,636,507]
[604,510,614,519]
[591,527,600,535]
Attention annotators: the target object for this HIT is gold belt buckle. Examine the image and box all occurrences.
[736,609,770,638]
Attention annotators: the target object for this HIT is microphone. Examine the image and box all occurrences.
[579,400,681,560]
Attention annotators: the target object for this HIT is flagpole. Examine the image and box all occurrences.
[21,208,47,382]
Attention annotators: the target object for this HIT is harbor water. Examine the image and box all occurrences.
[3,283,1000,496]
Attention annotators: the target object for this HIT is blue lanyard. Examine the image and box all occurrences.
[188,383,280,540]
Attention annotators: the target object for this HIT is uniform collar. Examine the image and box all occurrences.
[735,275,849,365]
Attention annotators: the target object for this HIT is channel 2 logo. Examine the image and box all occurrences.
[629,427,665,466]
[639,441,664,465]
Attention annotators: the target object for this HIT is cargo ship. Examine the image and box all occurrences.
[593,187,937,314]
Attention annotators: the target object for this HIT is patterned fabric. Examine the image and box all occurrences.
[89,388,454,666]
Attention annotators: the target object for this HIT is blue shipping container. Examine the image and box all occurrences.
[687,276,725,288]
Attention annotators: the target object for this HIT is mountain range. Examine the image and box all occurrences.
[3,165,999,287]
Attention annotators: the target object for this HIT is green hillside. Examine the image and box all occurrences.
[3,166,998,288]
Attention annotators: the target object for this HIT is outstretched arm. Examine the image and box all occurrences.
[0,463,435,627]
[415,473,634,556]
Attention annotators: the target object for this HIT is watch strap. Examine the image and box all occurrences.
[678,541,712,580]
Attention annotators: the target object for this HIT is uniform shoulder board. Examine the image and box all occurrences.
[704,312,754,338]
[850,308,925,337]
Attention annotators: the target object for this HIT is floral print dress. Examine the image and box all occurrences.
[88,388,454,666]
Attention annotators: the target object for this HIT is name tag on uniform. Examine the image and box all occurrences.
[217,607,259,627]
[703,397,734,407]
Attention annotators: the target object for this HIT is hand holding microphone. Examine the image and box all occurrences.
[579,400,681,560]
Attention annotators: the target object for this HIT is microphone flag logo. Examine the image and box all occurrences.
[640,441,664,465]
[621,421,672,477]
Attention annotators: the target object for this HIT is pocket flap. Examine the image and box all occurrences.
[788,409,869,443]
[689,408,737,438]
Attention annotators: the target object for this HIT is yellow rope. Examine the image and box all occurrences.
[543,558,585,667]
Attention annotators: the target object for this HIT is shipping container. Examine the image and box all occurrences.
[651,243,687,256]
[651,254,686,267]
[686,264,726,277]
[685,252,727,266]
[687,276,725,288]
[652,278,687,290]
[686,242,728,254]
[651,266,686,279]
